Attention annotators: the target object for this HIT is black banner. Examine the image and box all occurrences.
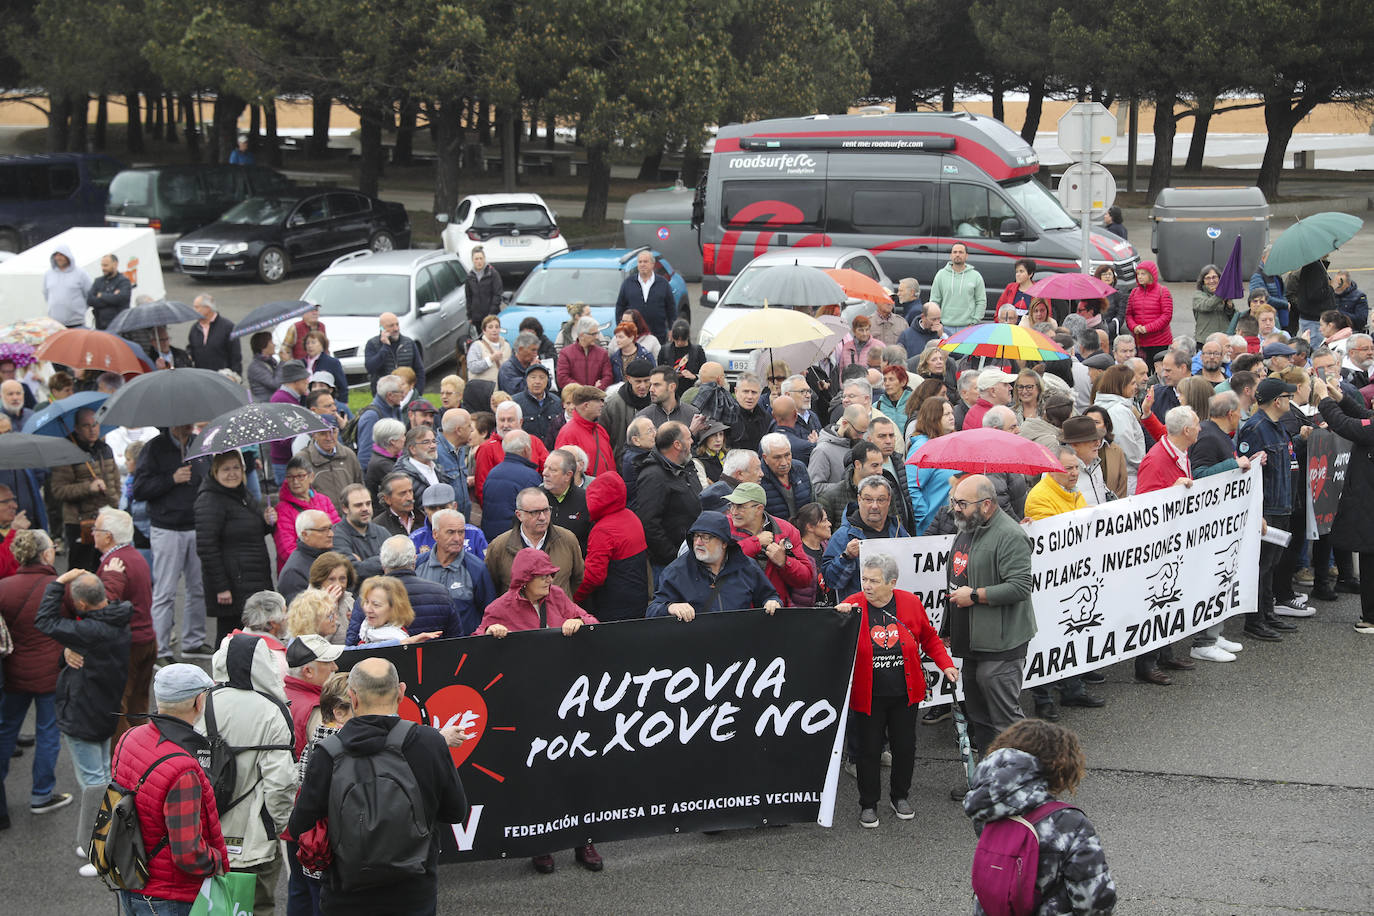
[1307,427,1352,536]
[339,608,860,860]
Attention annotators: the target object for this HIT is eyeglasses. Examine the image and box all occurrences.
[950,498,989,511]
[518,506,552,516]
[858,495,890,505]
[1015,384,1039,392]
[768,376,787,383]
[285,472,310,481]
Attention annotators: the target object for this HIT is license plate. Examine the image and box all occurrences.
[498,237,532,247]
[180,257,208,267]
[728,358,751,371]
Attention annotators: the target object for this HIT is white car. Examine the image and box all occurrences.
[698,247,895,378]
[279,249,470,382]
[438,193,569,277]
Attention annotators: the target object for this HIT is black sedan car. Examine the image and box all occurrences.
[173,189,411,283]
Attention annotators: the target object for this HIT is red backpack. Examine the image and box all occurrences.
[971,801,1077,916]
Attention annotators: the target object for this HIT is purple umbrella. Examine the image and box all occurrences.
[1216,235,1245,300]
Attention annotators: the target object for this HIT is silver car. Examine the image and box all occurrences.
[285,249,470,381]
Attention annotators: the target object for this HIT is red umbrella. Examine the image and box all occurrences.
[34,328,148,376]
[1027,273,1116,301]
[905,428,1064,475]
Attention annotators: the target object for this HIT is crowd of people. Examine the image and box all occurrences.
[3,238,1372,915]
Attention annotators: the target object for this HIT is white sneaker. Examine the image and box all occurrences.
[1274,602,1316,617]
[1215,636,1243,652]
[78,863,97,878]
[880,749,892,767]
[1190,645,1236,663]
[75,845,86,859]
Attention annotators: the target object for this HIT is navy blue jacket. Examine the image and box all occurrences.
[514,389,563,449]
[481,453,542,540]
[622,445,648,510]
[1335,281,1369,331]
[498,356,535,396]
[646,513,777,617]
[615,274,677,340]
[364,333,425,394]
[822,506,908,598]
[759,458,813,523]
[345,567,480,644]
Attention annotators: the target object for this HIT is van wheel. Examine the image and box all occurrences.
[258,247,287,283]
[369,231,395,252]
[0,229,19,253]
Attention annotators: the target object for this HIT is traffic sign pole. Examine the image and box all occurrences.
[1081,114,1092,276]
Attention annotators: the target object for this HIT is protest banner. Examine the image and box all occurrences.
[1305,427,1352,538]
[862,466,1263,704]
[339,608,860,861]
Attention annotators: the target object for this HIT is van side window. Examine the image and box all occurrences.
[47,165,79,199]
[852,189,924,231]
[950,184,992,238]
[201,168,248,203]
[721,180,824,231]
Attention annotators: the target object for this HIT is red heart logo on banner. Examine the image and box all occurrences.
[1311,455,1328,500]
[952,552,969,578]
[422,684,489,768]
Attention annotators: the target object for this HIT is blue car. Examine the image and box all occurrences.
[501,246,691,347]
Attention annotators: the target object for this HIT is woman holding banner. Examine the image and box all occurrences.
[835,552,957,830]
[1312,375,1374,635]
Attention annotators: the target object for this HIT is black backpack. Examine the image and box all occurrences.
[340,403,379,450]
[319,718,430,891]
[89,741,192,891]
[203,635,295,830]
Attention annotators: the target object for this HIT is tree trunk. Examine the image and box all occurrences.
[1020,78,1044,144]
[125,92,143,154]
[1184,95,1216,172]
[145,89,157,136]
[1145,95,1177,206]
[47,95,70,152]
[94,95,108,150]
[477,99,491,146]
[1256,92,1320,201]
[263,101,281,166]
[499,107,517,193]
[358,104,385,198]
[991,76,1004,123]
[545,111,556,149]
[182,93,199,160]
[432,97,464,217]
[394,96,417,165]
[163,93,175,143]
[248,104,260,152]
[211,94,246,163]
[310,95,331,158]
[942,85,955,112]
[69,96,89,152]
[638,144,664,181]
[528,103,539,141]
[582,140,611,222]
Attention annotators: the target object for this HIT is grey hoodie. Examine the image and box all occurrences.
[964,748,1117,916]
[43,243,93,327]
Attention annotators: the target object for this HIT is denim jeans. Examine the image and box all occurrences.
[118,892,195,916]
[1298,318,1322,346]
[63,734,110,788]
[0,690,60,811]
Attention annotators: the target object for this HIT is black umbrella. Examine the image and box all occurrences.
[97,368,249,428]
[0,432,92,469]
[105,300,200,335]
[723,264,848,308]
[230,300,316,340]
[185,402,333,459]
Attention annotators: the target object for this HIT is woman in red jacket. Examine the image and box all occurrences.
[836,551,957,829]
[1126,260,1174,365]
[996,258,1038,317]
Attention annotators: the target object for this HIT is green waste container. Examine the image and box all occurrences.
[1149,187,1269,282]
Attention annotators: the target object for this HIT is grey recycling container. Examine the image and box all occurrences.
[1149,187,1269,282]
[623,184,701,281]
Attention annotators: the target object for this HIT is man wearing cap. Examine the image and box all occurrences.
[110,664,228,914]
[723,482,816,607]
[555,384,615,478]
[1059,417,1109,507]
[557,316,614,390]
[409,482,488,563]
[542,448,590,542]
[394,425,455,507]
[513,363,561,450]
[283,635,342,758]
[1238,378,1298,642]
[269,361,312,481]
[962,367,1016,431]
[297,403,363,514]
[406,397,437,429]
[289,388,343,455]
[601,357,654,462]
[1263,340,1297,375]
[648,511,780,619]
[487,486,584,595]
[414,510,494,637]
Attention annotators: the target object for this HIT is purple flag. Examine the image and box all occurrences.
[1216,234,1245,300]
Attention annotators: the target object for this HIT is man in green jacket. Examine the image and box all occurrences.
[945,474,1035,754]
[926,243,987,333]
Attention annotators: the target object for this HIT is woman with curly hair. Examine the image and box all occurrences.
[964,719,1116,916]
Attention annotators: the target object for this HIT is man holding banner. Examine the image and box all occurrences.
[945,474,1036,756]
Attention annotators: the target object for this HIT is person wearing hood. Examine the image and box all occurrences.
[1125,261,1173,366]
[34,567,132,876]
[475,548,601,874]
[634,422,703,577]
[87,253,132,330]
[48,406,119,573]
[208,632,299,914]
[574,473,650,621]
[43,244,92,328]
[723,482,816,607]
[555,384,615,477]
[834,552,956,829]
[647,511,780,619]
[275,453,341,573]
[601,357,654,463]
[822,474,909,599]
[963,720,1116,916]
[195,450,278,644]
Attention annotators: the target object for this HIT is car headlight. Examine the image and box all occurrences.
[699,329,714,348]
[220,242,248,255]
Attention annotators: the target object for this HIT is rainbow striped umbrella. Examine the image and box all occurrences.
[938,322,1068,361]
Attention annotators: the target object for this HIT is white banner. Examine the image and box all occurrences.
[859,467,1264,705]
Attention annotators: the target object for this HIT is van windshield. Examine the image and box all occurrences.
[1001,178,1077,231]
[303,274,412,317]
[108,171,153,208]
[220,197,294,226]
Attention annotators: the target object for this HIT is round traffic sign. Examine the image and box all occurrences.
[657,226,670,241]
[1056,163,1117,218]
[1206,226,1222,239]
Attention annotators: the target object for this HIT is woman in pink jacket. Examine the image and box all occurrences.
[273,454,341,572]
[1125,260,1174,365]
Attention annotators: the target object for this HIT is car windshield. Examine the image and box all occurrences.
[474,204,552,231]
[219,197,295,226]
[1001,178,1078,231]
[513,266,623,307]
[303,273,412,317]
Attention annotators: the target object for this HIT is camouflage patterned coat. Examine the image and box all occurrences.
[964,748,1117,915]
